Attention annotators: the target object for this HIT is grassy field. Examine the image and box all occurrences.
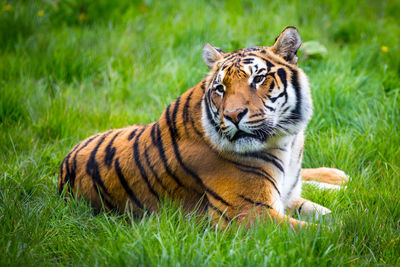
[1,0,399,265]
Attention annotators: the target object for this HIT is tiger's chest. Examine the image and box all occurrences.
[266,133,304,213]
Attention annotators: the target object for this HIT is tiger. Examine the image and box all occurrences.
[58,27,348,229]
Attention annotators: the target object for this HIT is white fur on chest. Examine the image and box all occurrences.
[267,133,304,213]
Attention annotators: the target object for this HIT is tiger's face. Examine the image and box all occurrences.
[201,27,313,153]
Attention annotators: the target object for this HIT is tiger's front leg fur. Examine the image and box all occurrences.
[283,168,349,221]
[203,172,309,230]
[286,168,349,219]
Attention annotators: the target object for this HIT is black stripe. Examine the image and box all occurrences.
[239,195,272,209]
[208,203,231,222]
[200,81,206,92]
[261,58,275,71]
[237,68,248,77]
[271,147,287,152]
[209,94,218,111]
[298,146,304,163]
[58,159,65,194]
[206,148,281,195]
[236,167,280,195]
[287,169,301,197]
[263,152,283,163]
[242,58,254,64]
[247,52,258,57]
[204,90,221,134]
[241,152,284,173]
[150,121,158,141]
[249,112,265,119]
[69,134,100,191]
[104,131,120,168]
[143,143,170,193]
[166,101,231,206]
[297,201,305,215]
[170,96,181,136]
[281,106,290,113]
[128,128,139,141]
[190,115,203,137]
[166,104,204,189]
[206,188,230,207]
[114,157,144,210]
[264,105,275,112]
[247,118,265,125]
[195,97,202,109]
[276,68,289,107]
[268,91,286,103]
[225,54,236,60]
[269,81,275,91]
[133,127,160,200]
[166,101,179,137]
[86,132,113,201]
[209,146,278,181]
[277,68,287,88]
[287,67,302,122]
[151,122,184,188]
[182,90,193,124]
[61,141,81,193]
[189,97,204,138]
[257,68,266,74]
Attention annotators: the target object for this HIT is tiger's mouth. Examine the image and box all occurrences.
[226,123,276,143]
[230,130,257,141]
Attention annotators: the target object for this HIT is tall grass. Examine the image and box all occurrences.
[1,0,399,265]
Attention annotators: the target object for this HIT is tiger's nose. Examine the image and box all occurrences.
[223,108,248,125]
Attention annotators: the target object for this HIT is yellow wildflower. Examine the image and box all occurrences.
[2,4,12,12]
[38,10,44,17]
[78,13,87,21]
[381,46,388,53]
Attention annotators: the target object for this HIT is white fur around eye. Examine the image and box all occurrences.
[215,90,223,96]
[211,70,226,97]
[243,57,269,88]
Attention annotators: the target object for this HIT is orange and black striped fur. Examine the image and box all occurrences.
[58,27,348,229]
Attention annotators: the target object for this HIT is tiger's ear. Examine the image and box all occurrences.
[271,26,302,65]
[202,43,224,69]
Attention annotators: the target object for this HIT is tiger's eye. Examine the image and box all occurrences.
[215,84,224,93]
[253,75,264,84]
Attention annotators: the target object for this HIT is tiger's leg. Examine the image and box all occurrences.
[206,193,309,231]
[290,197,331,220]
[301,168,349,190]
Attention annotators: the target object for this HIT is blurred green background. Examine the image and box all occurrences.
[1,0,399,265]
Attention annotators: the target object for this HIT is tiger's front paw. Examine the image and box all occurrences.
[296,200,332,220]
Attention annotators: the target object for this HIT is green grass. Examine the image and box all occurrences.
[1,0,399,265]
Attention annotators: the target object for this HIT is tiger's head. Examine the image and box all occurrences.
[201,27,313,153]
